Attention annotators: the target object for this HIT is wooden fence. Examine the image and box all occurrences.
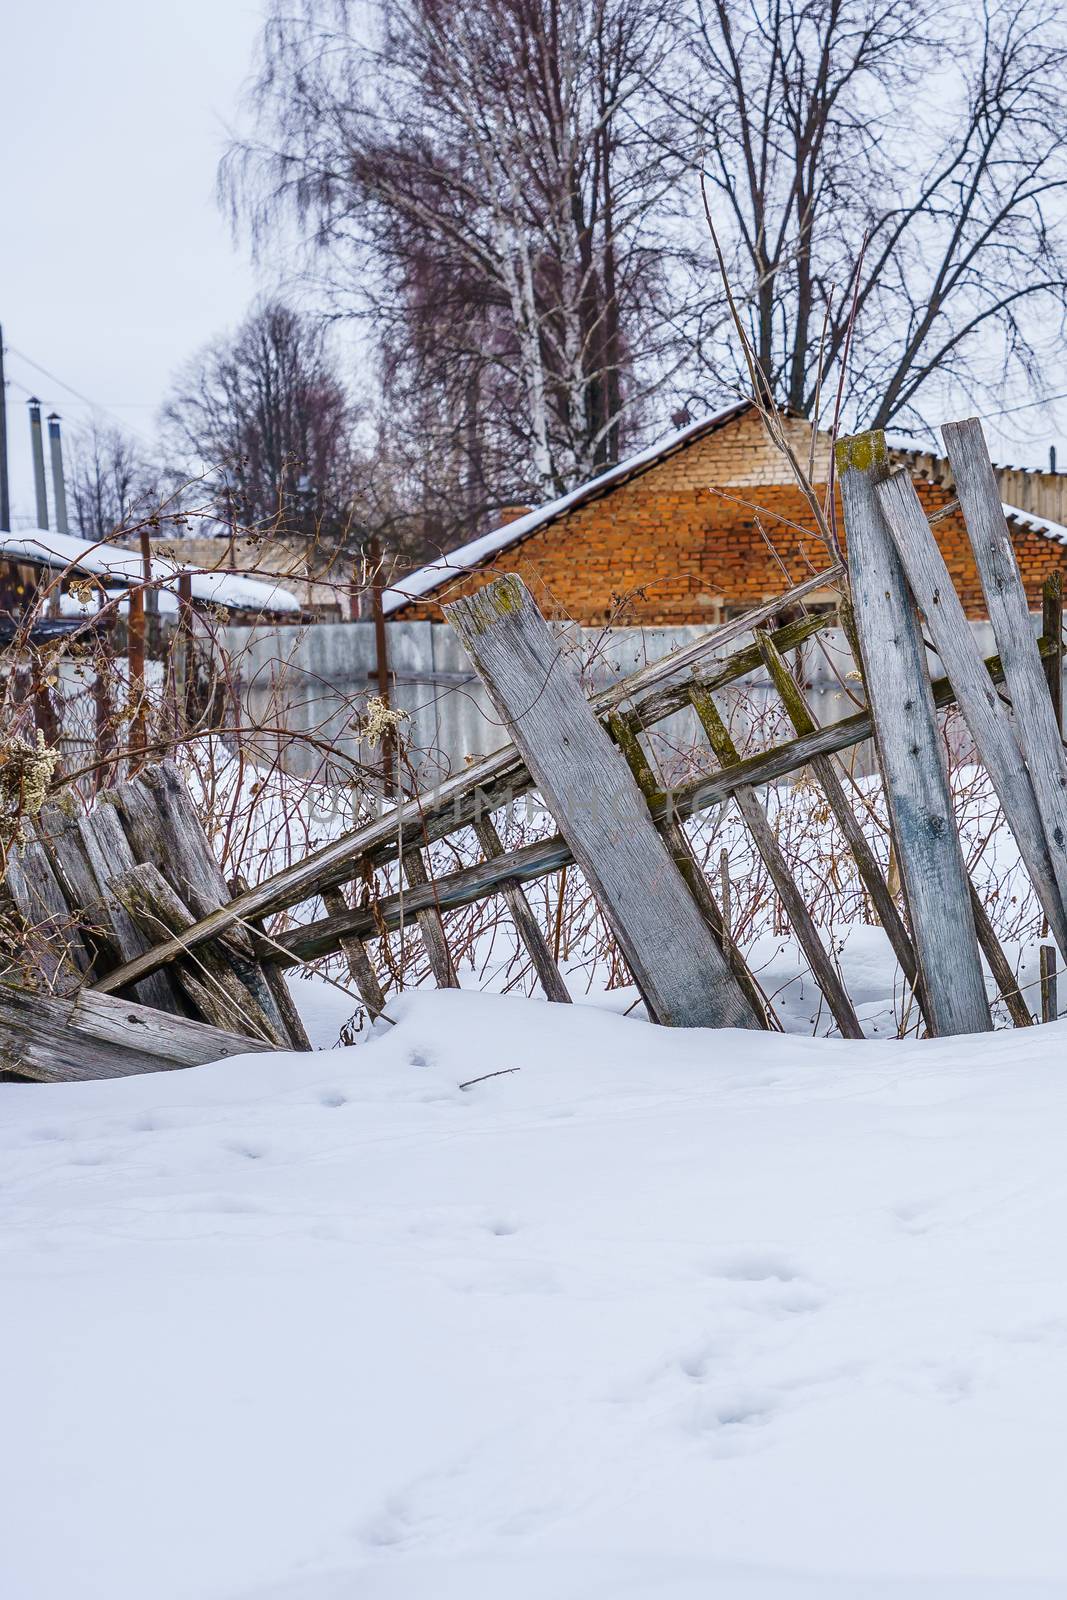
[3,417,1066,1078]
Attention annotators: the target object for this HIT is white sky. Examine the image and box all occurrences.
[1,0,271,526]
[1,0,1063,530]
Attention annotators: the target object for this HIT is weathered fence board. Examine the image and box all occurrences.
[756,627,925,1016]
[0,984,272,1082]
[876,467,1067,959]
[688,685,864,1039]
[446,574,761,1029]
[943,417,1067,928]
[322,886,389,1020]
[838,430,991,1036]
[472,815,571,1004]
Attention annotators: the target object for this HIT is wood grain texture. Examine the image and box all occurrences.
[877,468,1067,960]
[446,574,760,1029]
[0,983,271,1082]
[76,799,186,1014]
[4,838,90,995]
[605,712,772,1028]
[110,863,287,1046]
[91,568,842,994]
[943,417,1067,927]
[837,430,990,1037]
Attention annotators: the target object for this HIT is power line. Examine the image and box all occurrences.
[4,344,156,446]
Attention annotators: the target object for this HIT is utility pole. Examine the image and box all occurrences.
[47,413,69,533]
[28,397,49,529]
[0,325,10,528]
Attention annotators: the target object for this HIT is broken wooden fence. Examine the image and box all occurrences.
[4,411,1067,1079]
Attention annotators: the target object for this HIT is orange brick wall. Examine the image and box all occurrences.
[394,413,1067,624]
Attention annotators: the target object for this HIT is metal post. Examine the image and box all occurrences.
[46,413,69,533]
[28,397,48,528]
[0,326,10,529]
[369,534,394,790]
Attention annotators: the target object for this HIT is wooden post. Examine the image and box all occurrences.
[944,418,1067,936]
[127,584,146,773]
[837,430,990,1037]
[176,571,194,730]
[876,468,1067,961]
[1043,571,1063,738]
[401,847,460,988]
[1041,944,1058,1024]
[446,575,761,1029]
[368,534,394,792]
[688,686,864,1039]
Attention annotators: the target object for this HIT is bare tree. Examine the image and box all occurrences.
[222,0,686,515]
[161,300,358,544]
[67,421,161,542]
[673,0,1067,433]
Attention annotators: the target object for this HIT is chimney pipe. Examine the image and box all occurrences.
[28,398,48,529]
[0,326,10,529]
[47,412,69,533]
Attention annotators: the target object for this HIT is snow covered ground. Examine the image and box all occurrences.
[5,990,1067,1597]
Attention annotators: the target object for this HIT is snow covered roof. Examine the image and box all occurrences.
[382,402,752,615]
[0,528,301,614]
[1001,503,1067,547]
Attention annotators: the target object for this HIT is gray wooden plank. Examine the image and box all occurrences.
[90,569,843,992]
[4,838,90,995]
[837,430,990,1037]
[472,814,571,1005]
[110,863,288,1046]
[77,801,186,1014]
[322,885,389,1020]
[688,686,864,1039]
[876,468,1067,960]
[0,984,272,1082]
[942,417,1067,928]
[401,847,460,988]
[446,574,760,1029]
[756,627,926,1014]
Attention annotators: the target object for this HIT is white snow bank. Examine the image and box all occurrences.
[0,526,300,614]
[4,993,1067,1598]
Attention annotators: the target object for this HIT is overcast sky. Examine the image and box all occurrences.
[2,0,1063,531]
[1,0,271,525]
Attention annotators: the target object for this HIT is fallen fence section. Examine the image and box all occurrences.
[4,430,1067,1082]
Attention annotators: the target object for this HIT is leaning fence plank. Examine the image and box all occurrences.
[472,815,571,1004]
[688,687,863,1039]
[1043,573,1063,737]
[756,628,926,1015]
[446,575,760,1029]
[605,710,773,1028]
[876,468,1067,961]
[401,848,460,988]
[3,839,90,995]
[837,430,990,1037]
[943,418,1067,928]
[322,886,389,1020]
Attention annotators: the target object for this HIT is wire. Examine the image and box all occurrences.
[4,344,155,446]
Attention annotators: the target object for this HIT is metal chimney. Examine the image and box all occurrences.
[28,398,48,529]
[47,412,69,533]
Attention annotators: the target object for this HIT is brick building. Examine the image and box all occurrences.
[383,402,1067,626]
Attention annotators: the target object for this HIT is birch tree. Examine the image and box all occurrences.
[222,0,684,511]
